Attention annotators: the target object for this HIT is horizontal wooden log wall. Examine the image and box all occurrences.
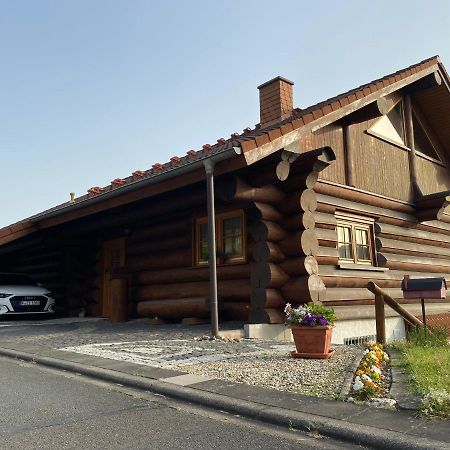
[315,184,450,306]
[221,165,332,324]
[214,175,287,324]
[65,242,102,317]
[125,201,253,322]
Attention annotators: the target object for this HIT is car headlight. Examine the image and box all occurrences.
[45,292,53,298]
[0,293,12,298]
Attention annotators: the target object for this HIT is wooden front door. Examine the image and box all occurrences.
[102,238,126,318]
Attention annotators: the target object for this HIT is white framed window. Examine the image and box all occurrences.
[335,213,375,265]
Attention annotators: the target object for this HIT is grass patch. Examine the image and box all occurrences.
[400,327,450,419]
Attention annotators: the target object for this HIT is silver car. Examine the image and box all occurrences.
[0,273,55,315]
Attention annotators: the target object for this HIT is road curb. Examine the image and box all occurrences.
[0,346,448,450]
[338,351,362,400]
[388,349,422,411]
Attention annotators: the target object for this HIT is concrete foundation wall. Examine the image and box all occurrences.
[244,317,406,344]
[331,317,406,344]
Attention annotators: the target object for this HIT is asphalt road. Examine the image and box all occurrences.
[0,356,360,450]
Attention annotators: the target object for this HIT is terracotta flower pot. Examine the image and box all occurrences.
[290,325,334,359]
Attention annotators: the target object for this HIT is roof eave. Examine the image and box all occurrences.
[30,146,242,224]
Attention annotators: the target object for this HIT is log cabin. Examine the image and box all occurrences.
[1,55,450,343]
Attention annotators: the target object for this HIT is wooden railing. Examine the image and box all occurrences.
[367,282,423,344]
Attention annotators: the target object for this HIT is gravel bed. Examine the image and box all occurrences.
[174,344,361,399]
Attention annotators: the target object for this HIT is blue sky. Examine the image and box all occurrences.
[1,0,449,226]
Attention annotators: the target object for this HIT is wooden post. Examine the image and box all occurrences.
[110,276,128,323]
[421,298,427,328]
[404,95,421,199]
[375,293,386,344]
[368,282,423,344]
[204,159,219,337]
[344,125,355,188]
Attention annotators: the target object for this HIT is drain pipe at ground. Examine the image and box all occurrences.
[204,159,219,338]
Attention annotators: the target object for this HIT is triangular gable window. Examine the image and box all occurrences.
[412,113,441,161]
[368,101,406,147]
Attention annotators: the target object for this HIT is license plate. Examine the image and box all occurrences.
[20,300,40,306]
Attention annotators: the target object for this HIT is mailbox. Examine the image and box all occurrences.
[401,276,447,300]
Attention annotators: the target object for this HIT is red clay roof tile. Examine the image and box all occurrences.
[339,97,350,107]
[268,128,283,140]
[302,113,314,124]
[88,187,103,195]
[322,104,333,115]
[111,178,126,187]
[329,100,340,110]
[312,109,323,119]
[132,170,146,178]
[291,118,304,129]
[255,133,270,147]
[240,139,257,152]
[280,123,294,135]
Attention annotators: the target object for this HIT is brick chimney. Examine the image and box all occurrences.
[257,76,294,127]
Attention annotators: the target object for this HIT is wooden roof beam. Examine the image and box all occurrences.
[415,190,450,221]
[275,146,336,181]
[342,97,390,125]
[405,70,442,94]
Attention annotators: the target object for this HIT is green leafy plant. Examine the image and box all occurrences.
[284,302,336,327]
[307,302,336,326]
[400,326,450,418]
[419,389,450,419]
[407,326,448,348]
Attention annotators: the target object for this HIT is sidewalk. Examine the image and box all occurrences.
[0,318,448,449]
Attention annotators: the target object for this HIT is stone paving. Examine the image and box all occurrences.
[60,339,291,368]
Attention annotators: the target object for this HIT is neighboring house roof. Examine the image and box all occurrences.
[0,55,447,245]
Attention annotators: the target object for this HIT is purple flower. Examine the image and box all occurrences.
[300,312,328,327]
[318,316,328,326]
